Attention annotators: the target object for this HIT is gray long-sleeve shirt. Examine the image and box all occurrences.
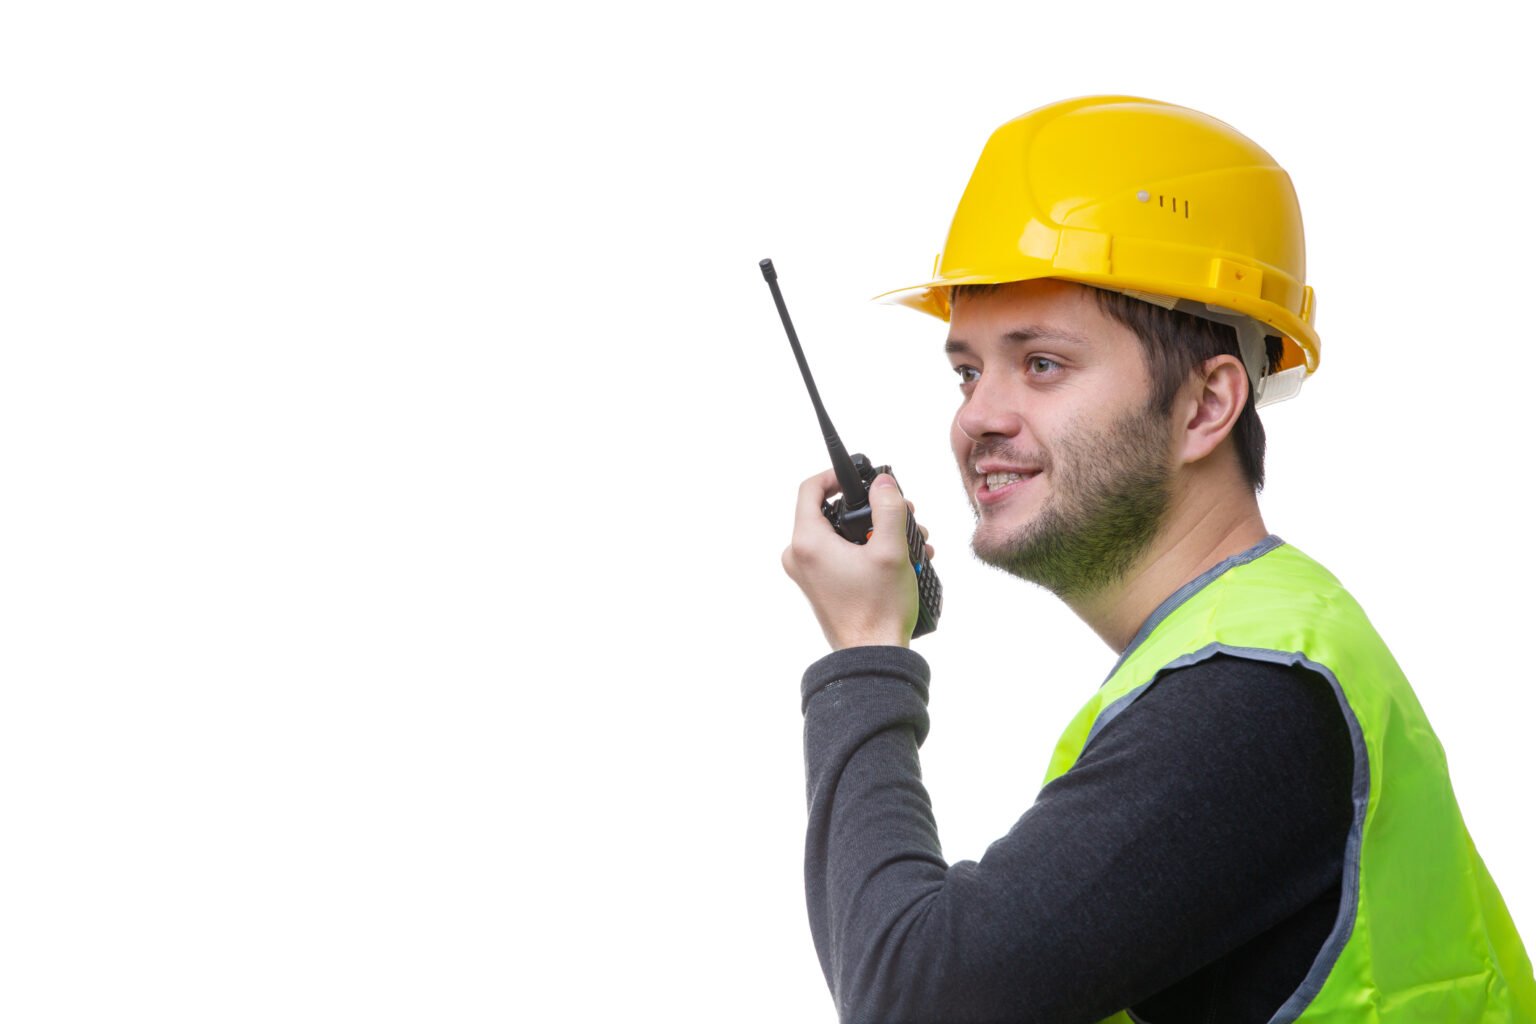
[802,647,1353,1024]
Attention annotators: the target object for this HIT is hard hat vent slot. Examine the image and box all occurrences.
[1157,195,1190,219]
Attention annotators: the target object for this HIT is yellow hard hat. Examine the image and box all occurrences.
[881,96,1318,401]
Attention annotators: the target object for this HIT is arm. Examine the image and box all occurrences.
[801,650,1354,1024]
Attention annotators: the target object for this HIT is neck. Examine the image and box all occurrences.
[1066,478,1268,652]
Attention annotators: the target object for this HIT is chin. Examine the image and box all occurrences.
[971,508,1036,553]
[970,523,1032,573]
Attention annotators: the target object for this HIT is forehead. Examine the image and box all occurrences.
[945,279,1139,357]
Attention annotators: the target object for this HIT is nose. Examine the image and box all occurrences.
[954,373,1024,443]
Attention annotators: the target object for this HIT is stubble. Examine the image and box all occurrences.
[970,403,1174,600]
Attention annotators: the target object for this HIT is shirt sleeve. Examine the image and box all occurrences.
[801,646,1354,1024]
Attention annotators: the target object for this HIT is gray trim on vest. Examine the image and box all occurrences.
[1086,535,1285,749]
[1101,643,1370,1024]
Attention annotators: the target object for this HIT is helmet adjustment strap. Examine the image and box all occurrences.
[1122,289,1304,409]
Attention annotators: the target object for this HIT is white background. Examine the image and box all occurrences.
[3,2,1531,1020]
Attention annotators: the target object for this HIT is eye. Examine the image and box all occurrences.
[1027,356,1060,375]
[954,365,980,386]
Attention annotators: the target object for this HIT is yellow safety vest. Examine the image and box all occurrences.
[1044,539,1536,1022]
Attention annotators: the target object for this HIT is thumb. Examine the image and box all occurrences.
[868,474,909,559]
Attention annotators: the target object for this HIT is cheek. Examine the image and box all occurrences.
[950,415,970,458]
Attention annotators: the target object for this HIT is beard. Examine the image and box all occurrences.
[969,401,1173,600]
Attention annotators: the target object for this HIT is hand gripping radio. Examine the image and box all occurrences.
[760,258,942,638]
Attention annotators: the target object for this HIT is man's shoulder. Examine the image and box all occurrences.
[1135,654,1345,740]
[1084,653,1355,808]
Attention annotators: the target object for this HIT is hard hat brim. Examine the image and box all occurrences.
[876,271,1318,377]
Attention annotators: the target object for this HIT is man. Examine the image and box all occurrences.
[782,96,1535,1024]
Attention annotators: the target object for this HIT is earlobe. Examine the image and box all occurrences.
[1180,356,1248,465]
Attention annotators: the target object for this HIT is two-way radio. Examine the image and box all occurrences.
[760,258,942,638]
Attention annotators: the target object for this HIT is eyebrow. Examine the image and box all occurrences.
[944,326,1090,355]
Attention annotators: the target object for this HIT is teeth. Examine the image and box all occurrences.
[986,472,1022,489]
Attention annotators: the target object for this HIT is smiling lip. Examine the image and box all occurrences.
[975,466,1042,506]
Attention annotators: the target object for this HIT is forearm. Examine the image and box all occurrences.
[802,646,946,1021]
[801,645,1084,1023]
[802,647,1069,1022]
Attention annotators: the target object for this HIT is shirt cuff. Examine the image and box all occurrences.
[801,645,931,714]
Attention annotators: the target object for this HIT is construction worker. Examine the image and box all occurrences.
[782,96,1536,1023]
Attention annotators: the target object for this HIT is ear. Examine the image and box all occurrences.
[1177,354,1248,465]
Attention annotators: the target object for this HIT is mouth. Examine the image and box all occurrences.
[975,464,1042,506]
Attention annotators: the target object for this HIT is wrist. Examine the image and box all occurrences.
[818,611,914,652]
[829,631,910,652]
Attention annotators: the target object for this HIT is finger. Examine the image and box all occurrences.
[794,468,841,534]
[924,543,935,562]
[867,473,910,559]
[904,499,929,543]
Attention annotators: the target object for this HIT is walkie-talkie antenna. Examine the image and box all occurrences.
[760,258,868,509]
